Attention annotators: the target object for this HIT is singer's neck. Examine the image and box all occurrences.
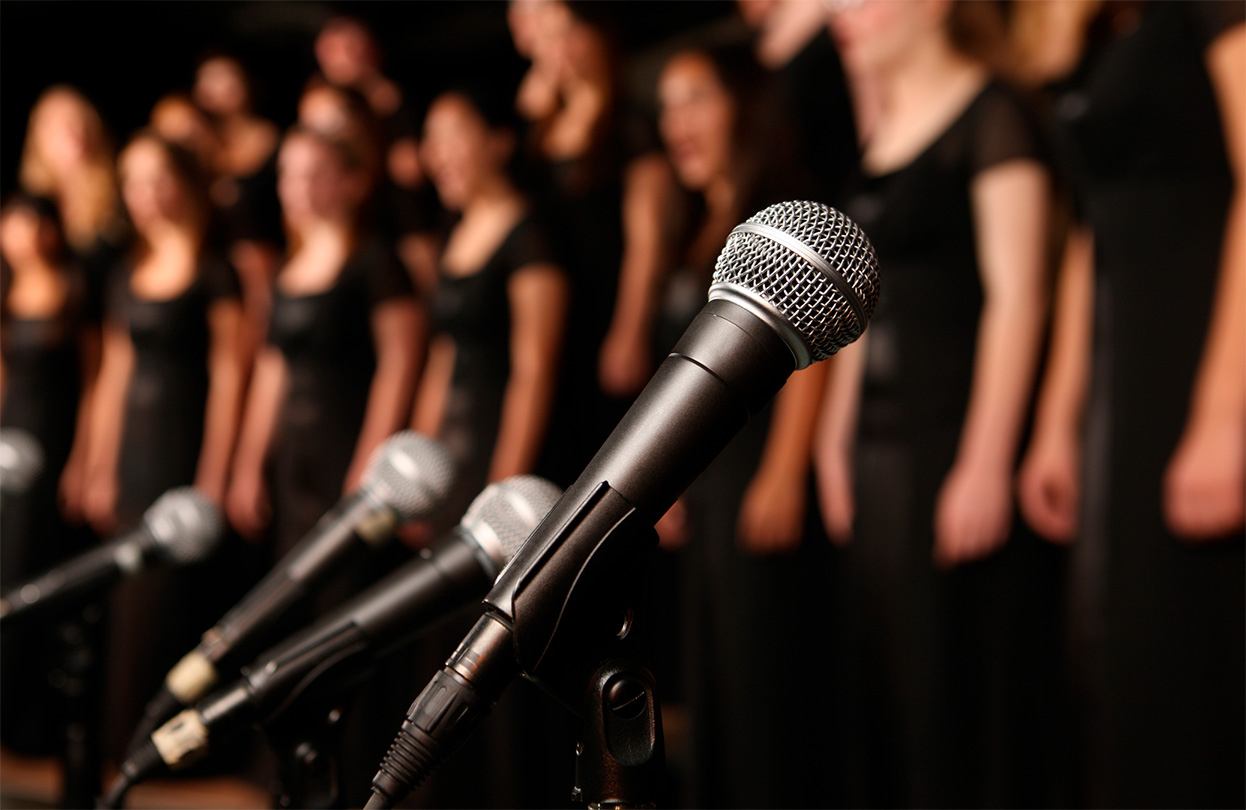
[462,176,523,219]
[861,40,987,175]
[295,221,356,264]
[4,257,67,318]
[875,39,983,115]
[141,225,201,263]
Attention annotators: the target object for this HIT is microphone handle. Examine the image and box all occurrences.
[243,529,493,724]
[210,489,390,660]
[134,490,390,754]
[489,298,792,668]
[0,533,148,621]
[122,527,497,788]
[369,299,795,808]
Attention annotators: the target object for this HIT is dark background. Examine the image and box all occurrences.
[1,1,739,196]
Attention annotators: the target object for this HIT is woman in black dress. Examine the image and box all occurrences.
[515,1,678,484]
[654,44,836,808]
[1016,2,1245,806]
[226,126,421,558]
[0,193,100,754]
[18,86,129,309]
[412,87,568,527]
[193,52,284,350]
[817,1,1059,805]
[82,133,248,761]
[407,86,569,807]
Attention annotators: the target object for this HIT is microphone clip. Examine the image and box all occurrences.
[486,481,666,807]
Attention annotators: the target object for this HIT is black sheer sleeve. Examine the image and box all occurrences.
[200,256,243,303]
[969,83,1047,176]
[499,215,560,275]
[356,238,416,307]
[1186,0,1245,53]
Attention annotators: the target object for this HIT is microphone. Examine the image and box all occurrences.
[127,431,455,750]
[0,487,222,622]
[366,200,881,808]
[0,427,44,495]
[104,476,562,804]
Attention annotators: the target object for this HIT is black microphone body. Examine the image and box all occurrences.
[132,432,453,747]
[109,476,561,796]
[245,526,498,725]
[368,201,881,808]
[175,487,406,684]
[493,298,790,668]
[123,531,494,783]
[368,302,790,804]
[0,488,220,622]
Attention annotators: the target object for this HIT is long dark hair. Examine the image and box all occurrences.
[425,78,531,192]
[667,42,811,270]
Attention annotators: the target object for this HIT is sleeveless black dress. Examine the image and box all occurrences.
[1049,3,1245,806]
[0,265,95,754]
[266,238,414,558]
[101,255,242,762]
[837,82,1068,808]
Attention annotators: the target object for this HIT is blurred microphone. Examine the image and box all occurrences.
[0,487,221,622]
[0,427,44,495]
[366,201,881,808]
[104,476,562,806]
[127,431,455,750]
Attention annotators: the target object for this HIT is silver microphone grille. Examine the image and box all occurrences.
[0,428,44,495]
[710,200,880,366]
[363,431,456,521]
[144,488,224,565]
[460,475,563,575]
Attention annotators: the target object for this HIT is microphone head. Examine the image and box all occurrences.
[710,200,880,367]
[0,428,44,495]
[143,488,224,565]
[362,431,456,522]
[460,475,562,575]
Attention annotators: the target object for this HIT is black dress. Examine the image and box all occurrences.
[770,29,859,206]
[429,214,561,525]
[837,81,1068,808]
[101,254,242,762]
[0,265,95,754]
[263,238,416,803]
[1049,3,1245,806]
[266,238,413,558]
[530,111,657,488]
[110,257,240,523]
[411,213,574,809]
[213,149,283,251]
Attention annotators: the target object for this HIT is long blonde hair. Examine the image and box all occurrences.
[19,85,120,252]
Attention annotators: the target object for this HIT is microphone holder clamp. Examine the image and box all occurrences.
[487,482,665,808]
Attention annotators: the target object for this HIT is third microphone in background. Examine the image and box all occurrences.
[106,475,562,809]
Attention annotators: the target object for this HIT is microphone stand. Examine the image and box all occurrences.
[572,640,664,808]
[505,502,666,809]
[54,598,105,809]
[263,705,346,810]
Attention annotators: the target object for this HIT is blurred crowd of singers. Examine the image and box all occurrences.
[1,1,1242,808]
